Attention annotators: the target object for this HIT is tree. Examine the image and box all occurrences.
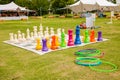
[51,0,74,14]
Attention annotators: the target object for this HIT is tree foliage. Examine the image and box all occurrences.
[0,0,74,15]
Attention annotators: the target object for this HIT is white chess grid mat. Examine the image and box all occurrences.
[4,38,108,55]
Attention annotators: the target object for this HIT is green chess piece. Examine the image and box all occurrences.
[84,29,89,43]
[60,32,66,47]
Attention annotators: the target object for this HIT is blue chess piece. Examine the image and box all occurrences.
[74,25,81,45]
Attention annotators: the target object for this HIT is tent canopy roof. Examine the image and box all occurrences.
[0,2,26,11]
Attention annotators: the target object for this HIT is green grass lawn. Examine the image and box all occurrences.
[0,17,120,80]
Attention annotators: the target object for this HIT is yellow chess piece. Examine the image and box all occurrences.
[56,35,59,46]
[36,38,42,50]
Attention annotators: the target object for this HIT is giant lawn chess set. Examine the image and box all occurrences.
[4,24,108,55]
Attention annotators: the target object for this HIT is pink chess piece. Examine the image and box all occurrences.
[67,29,74,46]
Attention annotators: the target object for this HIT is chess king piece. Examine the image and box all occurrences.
[51,35,58,50]
[36,38,42,50]
[42,38,48,51]
[90,29,95,42]
[67,29,74,46]
[84,29,90,43]
[74,25,81,45]
[9,33,14,42]
[26,28,31,40]
[60,30,66,47]
[97,31,103,41]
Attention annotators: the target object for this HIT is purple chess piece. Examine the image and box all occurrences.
[42,38,48,51]
[97,31,103,41]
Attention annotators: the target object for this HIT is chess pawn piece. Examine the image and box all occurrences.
[33,26,38,38]
[30,32,34,41]
[9,33,14,42]
[97,31,103,41]
[36,38,42,50]
[67,29,74,46]
[26,28,31,40]
[14,34,19,43]
[60,31,66,47]
[84,29,90,43]
[38,32,41,38]
[90,29,95,42]
[51,35,58,50]
[42,38,48,51]
[18,30,22,41]
[22,33,26,41]
[74,25,81,45]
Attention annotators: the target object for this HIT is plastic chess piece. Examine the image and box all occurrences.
[46,38,51,49]
[36,38,42,50]
[14,34,19,43]
[42,38,48,51]
[97,31,103,41]
[18,30,22,41]
[90,29,95,42]
[50,27,54,36]
[84,29,89,43]
[51,35,58,50]
[33,26,38,38]
[60,31,66,47]
[67,29,74,46]
[22,33,26,41]
[30,32,34,41]
[9,33,14,42]
[74,25,81,45]
[26,28,31,40]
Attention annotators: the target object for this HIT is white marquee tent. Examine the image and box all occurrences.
[0,2,26,11]
[0,2,28,20]
[67,0,118,13]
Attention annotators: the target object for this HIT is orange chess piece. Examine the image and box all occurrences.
[51,35,58,50]
[90,30,96,42]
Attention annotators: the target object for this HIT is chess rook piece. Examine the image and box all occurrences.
[36,38,42,50]
[90,29,95,42]
[84,29,89,43]
[97,31,103,41]
[51,35,58,50]
[74,25,81,45]
[42,38,48,51]
[60,31,66,47]
[67,29,74,46]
